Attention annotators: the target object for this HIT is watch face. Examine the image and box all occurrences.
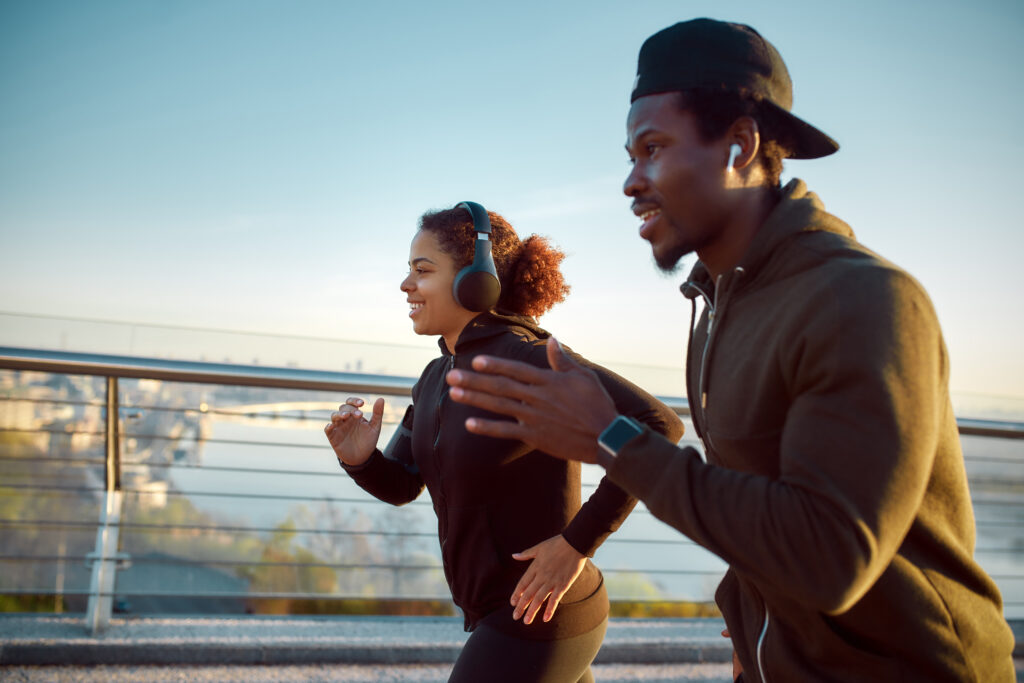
[600,417,643,454]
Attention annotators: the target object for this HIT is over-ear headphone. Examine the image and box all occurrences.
[452,201,501,312]
[727,143,742,171]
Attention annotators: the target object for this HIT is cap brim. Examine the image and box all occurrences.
[767,102,839,159]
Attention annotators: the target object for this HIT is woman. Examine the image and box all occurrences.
[325,203,682,682]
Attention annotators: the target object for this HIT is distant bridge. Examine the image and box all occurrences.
[208,400,408,428]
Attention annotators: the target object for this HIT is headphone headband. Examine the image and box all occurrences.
[457,201,492,237]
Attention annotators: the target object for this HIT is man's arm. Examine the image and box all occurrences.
[446,337,621,464]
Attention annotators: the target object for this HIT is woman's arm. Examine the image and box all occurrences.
[333,403,425,506]
[562,357,685,555]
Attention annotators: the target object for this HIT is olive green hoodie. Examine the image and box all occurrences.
[607,179,1014,682]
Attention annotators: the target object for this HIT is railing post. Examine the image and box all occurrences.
[85,376,124,634]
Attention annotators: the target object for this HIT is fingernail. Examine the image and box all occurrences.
[450,387,463,399]
[466,418,477,430]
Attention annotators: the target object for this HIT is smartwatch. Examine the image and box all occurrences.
[598,415,644,460]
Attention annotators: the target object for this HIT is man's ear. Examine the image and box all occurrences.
[725,116,760,172]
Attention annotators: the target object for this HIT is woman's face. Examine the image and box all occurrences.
[400,230,477,349]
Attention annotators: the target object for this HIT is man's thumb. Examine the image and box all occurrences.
[546,337,577,372]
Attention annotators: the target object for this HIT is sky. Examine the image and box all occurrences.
[1,0,1022,408]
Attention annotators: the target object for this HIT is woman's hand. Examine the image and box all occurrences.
[509,534,587,625]
[324,397,385,466]
[722,628,744,681]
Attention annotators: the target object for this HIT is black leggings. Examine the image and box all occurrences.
[448,614,608,683]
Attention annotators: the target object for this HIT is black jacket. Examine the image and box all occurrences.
[343,312,683,638]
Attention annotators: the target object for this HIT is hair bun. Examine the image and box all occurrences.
[503,234,570,318]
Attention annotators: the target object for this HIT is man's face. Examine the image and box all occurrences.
[624,92,730,272]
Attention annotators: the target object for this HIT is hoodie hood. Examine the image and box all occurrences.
[683,178,855,298]
[437,309,550,356]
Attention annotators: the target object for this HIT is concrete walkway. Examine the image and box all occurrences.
[1,615,1021,682]
[0,615,731,666]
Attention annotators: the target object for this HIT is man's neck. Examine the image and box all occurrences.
[701,186,779,281]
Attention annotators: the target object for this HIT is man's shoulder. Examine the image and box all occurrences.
[784,230,926,296]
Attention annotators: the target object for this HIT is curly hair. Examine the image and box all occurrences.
[418,206,571,318]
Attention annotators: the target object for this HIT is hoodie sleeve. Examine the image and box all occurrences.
[605,265,951,615]
[561,358,685,557]
[341,403,425,506]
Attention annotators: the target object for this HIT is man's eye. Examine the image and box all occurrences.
[646,143,660,155]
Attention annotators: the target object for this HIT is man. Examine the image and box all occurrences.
[445,18,1015,683]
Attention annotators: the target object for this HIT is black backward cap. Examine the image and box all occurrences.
[631,18,838,159]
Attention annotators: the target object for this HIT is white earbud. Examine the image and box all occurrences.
[727,143,742,171]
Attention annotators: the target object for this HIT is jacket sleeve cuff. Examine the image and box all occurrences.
[605,428,703,503]
[561,520,599,557]
[339,449,384,475]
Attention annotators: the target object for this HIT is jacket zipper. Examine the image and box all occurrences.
[757,604,771,683]
[695,268,745,457]
[696,274,724,454]
[436,355,454,580]
[434,354,454,453]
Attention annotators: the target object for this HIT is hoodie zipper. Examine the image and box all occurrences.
[434,354,455,454]
[696,274,723,454]
[757,605,771,683]
[435,354,454,582]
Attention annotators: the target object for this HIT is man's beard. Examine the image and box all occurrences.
[653,237,696,274]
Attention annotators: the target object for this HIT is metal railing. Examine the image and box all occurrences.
[1,345,1022,634]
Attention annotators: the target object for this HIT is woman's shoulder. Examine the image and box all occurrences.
[411,354,451,400]
[488,327,552,369]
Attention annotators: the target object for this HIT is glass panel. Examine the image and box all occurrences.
[0,369,107,612]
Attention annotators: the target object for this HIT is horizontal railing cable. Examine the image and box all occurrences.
[2,346,1022,621]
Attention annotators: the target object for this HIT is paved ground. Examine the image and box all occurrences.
[0,614,1020,682]
[0,615,731,666]
[0,615,734,681]
[0,662,735,682]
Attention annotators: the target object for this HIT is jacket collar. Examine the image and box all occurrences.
[681,178,854,300]
[437,309,549,356]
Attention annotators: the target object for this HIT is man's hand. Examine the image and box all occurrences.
[510,535,587,625]
[446,338,618,464]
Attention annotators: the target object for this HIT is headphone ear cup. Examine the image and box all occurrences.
[453,266,500,312]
